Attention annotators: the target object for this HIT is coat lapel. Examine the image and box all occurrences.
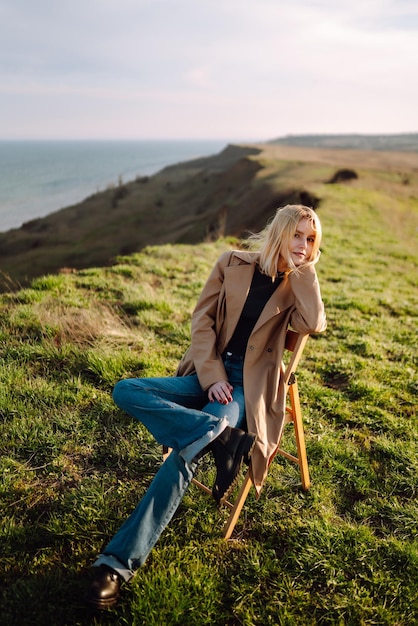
[223,262,255,343]
[252,274,293,334]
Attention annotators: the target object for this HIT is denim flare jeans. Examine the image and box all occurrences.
[93,355,246,581]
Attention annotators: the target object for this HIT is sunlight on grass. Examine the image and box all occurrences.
[0,168,417,624]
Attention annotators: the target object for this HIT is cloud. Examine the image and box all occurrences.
[0,0,417,138]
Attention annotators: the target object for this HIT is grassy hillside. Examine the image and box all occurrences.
[0,144,266,288]
[0,154,417,624]
[270,133,418,152]
[2,142,418,291]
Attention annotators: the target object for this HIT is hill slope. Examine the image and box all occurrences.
[0,169,417,622]
[1,142,418,290]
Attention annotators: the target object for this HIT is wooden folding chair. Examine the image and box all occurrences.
[164,328,311,540]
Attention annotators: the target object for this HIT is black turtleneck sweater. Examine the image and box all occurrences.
[225,267,283,356]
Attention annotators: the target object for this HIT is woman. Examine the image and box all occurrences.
[85,204,327,609]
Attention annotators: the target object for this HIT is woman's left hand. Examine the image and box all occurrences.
[208,380,233,404]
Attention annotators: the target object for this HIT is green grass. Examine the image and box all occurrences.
[0,176,417,625]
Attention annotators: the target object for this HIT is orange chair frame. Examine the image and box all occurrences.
[164,329,311,539]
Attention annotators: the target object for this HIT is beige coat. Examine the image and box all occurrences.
[176,250,327,494]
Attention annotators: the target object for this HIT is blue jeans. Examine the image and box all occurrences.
[93,355,246,581]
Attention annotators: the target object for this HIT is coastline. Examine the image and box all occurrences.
[1,141,417,291]
[0,139,228,232]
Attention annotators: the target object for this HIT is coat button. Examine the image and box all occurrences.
[267,348,272,352]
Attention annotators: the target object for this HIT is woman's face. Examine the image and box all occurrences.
[289,218,315,266]
[288,217,316,266]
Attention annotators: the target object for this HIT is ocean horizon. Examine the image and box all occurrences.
[0,139,229,232]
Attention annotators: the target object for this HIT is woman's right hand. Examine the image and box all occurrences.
[208,380,233,404]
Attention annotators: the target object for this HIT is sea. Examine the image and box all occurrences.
[0,139,228,233]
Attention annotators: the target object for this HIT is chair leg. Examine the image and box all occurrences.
[222,470,253,539]
[191,477,213,496]
[289,382,310,490]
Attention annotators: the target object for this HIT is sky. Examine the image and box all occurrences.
[1,0,417,141]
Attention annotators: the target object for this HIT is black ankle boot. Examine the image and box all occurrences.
[210,427,256,506]
[84,564,122,610]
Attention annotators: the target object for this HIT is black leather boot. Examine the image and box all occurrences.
[84,564,122,609]
[210,427,256,506]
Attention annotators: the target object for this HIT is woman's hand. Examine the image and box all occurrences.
[208,380,233,404]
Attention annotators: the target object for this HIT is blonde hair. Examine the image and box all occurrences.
[247,204,322,278]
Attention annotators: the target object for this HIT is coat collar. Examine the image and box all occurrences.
[223,251,293,338]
